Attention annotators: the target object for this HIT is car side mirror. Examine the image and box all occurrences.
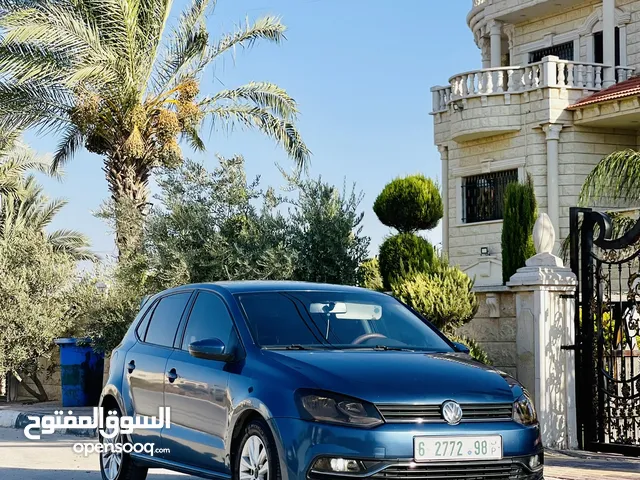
[189,338,234,362]
[452,342,471,354]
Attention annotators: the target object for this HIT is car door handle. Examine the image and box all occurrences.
[127,360,136,374]
[167,368,178,383]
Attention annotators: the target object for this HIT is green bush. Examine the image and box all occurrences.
[391,265,478,335]
[357,257,384,291]
[373,175,443,233]
[452,335,491,364]
[501,175,537,283]
[0,229,79,401]
[379,233,435,291]
[391,264,487,363]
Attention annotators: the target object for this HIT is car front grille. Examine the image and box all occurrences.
[376,403,513,423]
[371,462,542,480]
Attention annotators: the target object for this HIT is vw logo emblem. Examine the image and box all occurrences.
[442,401,463,425]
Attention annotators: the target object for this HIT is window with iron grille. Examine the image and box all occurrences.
[462,170,518,224]
[529,41,574,63]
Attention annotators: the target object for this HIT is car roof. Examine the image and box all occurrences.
[160,280,385,296]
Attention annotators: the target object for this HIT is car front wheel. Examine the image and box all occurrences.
[236,419,281,480]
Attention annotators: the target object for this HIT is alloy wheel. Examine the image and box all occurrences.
[100,425,123,480]
[239,435,269,480]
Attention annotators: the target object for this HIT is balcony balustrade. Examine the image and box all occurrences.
[431,57,634,113]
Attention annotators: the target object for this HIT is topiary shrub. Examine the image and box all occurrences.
[452,335,491,364]
[379,233,435,291]
[501,175,537,284]
[373,174,443,233]
[392,265,478,335]
[391,261,489,363]
[358,257,384,291]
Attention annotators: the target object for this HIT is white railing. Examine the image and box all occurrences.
[431,56,635,113]
[472,0,488,7]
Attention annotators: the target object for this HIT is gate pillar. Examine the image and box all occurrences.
[508,213,578,449]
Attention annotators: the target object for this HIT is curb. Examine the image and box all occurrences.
[0,410,97,438]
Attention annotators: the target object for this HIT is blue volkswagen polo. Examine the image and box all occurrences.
[99,281,543,480]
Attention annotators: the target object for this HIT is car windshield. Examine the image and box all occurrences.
[236,291,454,352]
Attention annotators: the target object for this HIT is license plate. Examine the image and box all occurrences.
[414,435,503,462]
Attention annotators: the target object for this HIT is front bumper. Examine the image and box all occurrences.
[269,418,543,480]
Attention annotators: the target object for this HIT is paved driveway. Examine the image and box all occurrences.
[0,427,639,479]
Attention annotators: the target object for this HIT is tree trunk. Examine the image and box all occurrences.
[16,371,49,402]
[104,153,152,258]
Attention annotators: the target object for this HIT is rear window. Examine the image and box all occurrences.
[144,293,191,347]
[135,302,156,341]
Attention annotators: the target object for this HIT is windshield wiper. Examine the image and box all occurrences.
[263,344,326,350]
[372,345,415,352]
[344,345,415,352]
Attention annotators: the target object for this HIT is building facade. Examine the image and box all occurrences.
[432,0,640,285]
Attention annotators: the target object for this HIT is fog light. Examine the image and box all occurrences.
[528,454,542,470]
[312,457,363,473]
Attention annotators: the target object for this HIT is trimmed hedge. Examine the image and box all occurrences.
[373,174,443,233]
[378,233,434,291]
[391,261,488,364]
[391,263,478,335]
[357,257,384,291]
[501,175,537,284]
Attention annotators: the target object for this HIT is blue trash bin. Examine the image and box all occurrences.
[54,338,105,407]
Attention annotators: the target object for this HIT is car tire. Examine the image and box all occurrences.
[99,406,149,480]
[235,419,281,480]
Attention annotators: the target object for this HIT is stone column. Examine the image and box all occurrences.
[603,0,616,87]
[481,37,491,69]
[508,214,578,450]
[543,123,562,249]
[490,20,503,68]
[438,145,449,256]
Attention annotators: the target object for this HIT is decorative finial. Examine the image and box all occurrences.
[533,213,555,254]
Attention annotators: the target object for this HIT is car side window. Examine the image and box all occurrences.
[181,291,235,351]
[135,301,157,341]
[145,293,191,348]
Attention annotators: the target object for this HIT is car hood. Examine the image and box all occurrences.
[263,350,516,404]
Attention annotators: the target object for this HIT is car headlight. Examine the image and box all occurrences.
[513,391,538,426]
[295,389,383,428]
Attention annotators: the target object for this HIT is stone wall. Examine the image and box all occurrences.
[457,288,517,377]
[623,0,640,70]
[510,1,600,62]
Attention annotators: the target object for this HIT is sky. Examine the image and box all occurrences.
[26,0,480,260]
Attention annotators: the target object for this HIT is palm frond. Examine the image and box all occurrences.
[52,125,84,173]
[135,0,173,84]
[152,0,211,92]
[0,5,117,73]
[0,139,52,178]
[204,15,286,63]
[202,82,299,121]
[0,80,73,132]
[579,149,640,208]
[181,125,205,151]
[206,105,310,170]
[47,228,97,261]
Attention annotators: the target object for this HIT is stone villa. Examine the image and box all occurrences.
[432,0,640,286]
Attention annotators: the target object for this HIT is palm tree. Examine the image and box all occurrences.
[579,149,640,209]
[0,132,94,260]
[0,0,310,255]
[1,175,95,260]
[0,130,50,201]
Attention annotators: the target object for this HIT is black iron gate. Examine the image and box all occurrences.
[570,207,640,456]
